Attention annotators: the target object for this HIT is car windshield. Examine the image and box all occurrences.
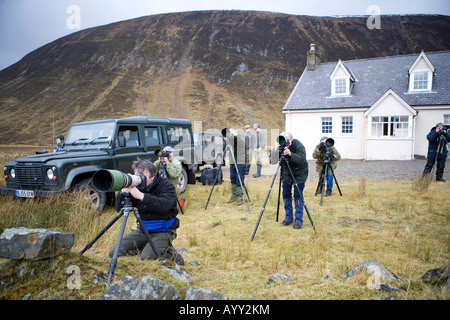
[64,121,116,150]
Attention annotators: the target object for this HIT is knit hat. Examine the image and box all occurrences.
[56,134,64,140]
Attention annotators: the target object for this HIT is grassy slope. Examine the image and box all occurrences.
[0,153,449,300]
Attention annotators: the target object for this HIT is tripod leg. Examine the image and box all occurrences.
[79,210,124,255]
[205,164,222,210]
[276,173,282,222]
[315,165,325,196]
[227,144,251,202]
[177,198,184,214]
[227,145,251,214]
[329,165,342,196]
[251,162,280,241]
[281,157,316,232]
[319,164,328,206]
[106,208,131,288]
[133,208,161,259]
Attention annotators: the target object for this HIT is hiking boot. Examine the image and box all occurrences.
[293,223,302,229]
[165,246,184,265]
[282,220,292,226]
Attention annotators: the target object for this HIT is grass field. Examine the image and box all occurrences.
[0,148,449,300]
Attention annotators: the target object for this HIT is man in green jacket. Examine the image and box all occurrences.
[270,131,308,229]
[313,137,341,196]
[154,146,182,191]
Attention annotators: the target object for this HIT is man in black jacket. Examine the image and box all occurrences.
[269,131,308,229]
[423,123,450,182]
[109,158,183,264]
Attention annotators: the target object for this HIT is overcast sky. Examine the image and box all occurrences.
[0,0,449,70]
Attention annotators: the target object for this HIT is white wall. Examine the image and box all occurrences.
[366,138,414,160]
[284,109,366,160]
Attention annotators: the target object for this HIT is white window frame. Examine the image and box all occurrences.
[443,114,450,126]
[341,116,353,134]
[369,115,412,138]
[321,117,332,134]
[409,70,432,92]
[332,78,349,96]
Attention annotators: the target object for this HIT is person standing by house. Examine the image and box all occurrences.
[244,125,256,175]
[269,131,308,229]
[253,122,266,178]
[422,123,450,182]
[313,136,341,196]
[54,135,64,152]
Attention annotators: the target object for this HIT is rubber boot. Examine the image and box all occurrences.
[253,164,262,178]
[293,199,304,229]
[282,198,293,225]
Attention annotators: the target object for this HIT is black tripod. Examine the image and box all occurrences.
[429,134,448,184]
[79,193,161,289]
[205,142,251,214]
[315,159,342,206]
[251,153,315,241]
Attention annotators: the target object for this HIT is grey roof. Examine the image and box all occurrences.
[283,50,450,111]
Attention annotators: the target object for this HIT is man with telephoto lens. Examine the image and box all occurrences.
[225,128,248,206]
[269,131,308,229]
[154,146,185,208]
[109,158,184,264]
[423,122,450,182]
[313,136,341,196]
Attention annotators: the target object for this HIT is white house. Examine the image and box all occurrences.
[283,45,450,160]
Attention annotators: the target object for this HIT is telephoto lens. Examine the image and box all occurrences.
[92,169,146,192]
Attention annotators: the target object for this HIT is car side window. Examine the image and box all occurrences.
[144,127,161,146]
[166,126,191,144]
[116,126,140,147]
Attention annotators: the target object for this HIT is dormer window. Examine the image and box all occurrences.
[333,78,349,95]
[411,71,432,91]
[330,60,354,97]
[408,51,435,92]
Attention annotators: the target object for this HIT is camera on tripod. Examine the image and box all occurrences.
[92,169,146,193]
[276,135,290,156]
[438,125,448,135]
[155,149,170,158]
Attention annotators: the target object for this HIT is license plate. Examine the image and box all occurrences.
[15,190,35,198]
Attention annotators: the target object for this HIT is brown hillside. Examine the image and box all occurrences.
[1,11,450,145]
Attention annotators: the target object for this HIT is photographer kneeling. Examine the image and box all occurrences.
[109,158,184,265]
[269,132,308,229]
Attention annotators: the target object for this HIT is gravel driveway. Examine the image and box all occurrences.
[221,159,450,183]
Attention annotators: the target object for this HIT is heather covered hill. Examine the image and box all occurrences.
[1,11,449,145]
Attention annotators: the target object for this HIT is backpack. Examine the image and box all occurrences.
[199,167,222,185]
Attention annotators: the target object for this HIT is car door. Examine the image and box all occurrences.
[114,125,144,173]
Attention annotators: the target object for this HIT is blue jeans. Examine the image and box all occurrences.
[325,166,333,190]
[230,166,246,187]
[282,181,305,225]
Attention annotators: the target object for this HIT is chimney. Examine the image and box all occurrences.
[307,43,317,71]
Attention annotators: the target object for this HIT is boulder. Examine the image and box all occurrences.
[99,276,139,300]
[182,287,228,300]
[420,266,450,287]
[267,273,292,284]
[100,275,181,300]
[341,260,403,283]
[130,276,181,300]
[0,227,74,260]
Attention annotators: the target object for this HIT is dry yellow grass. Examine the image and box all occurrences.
[1,165,449,300]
